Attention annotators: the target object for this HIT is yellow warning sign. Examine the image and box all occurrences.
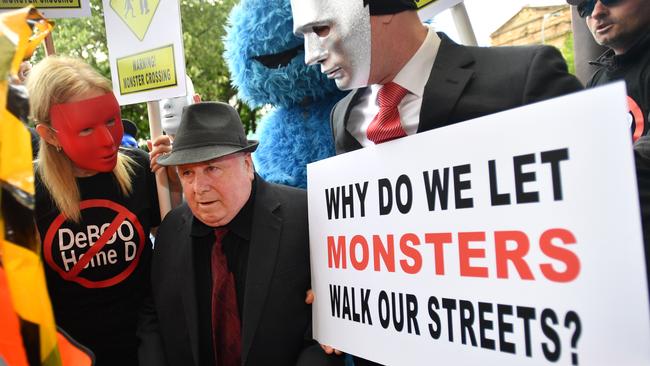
[0,0,81,10]
[116,44,177,95]
[415,0,437,9]
[109,0,159,41]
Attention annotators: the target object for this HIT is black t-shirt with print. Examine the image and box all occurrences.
[35,148,160,366]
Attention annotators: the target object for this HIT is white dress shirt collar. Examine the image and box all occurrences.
[391,26,441,97]
[347,26,441,146]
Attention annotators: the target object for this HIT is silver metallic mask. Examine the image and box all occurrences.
[291,0,372,90]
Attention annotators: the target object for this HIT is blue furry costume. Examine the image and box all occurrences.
[224,0,345,189]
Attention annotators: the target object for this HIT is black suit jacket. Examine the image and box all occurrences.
[139,177,313,366]
[331,33,584,154]
[334,33,584,366]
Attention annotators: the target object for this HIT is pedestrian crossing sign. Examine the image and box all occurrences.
[109,0,159,41]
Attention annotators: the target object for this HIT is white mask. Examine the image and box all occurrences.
[159,76,196,136]
[291,0,371,90]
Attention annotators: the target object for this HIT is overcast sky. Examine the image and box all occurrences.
[432,0,568,46]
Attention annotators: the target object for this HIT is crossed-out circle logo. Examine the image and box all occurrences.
[43,199,145,288]
[628,96,645,142]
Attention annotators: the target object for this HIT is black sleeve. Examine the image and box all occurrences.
[147,162,161,228]
[137,295,168,366]
[522,45,584,104]
[634,136,650,301]
[296,344,346,366]
[122,147,161,228]
[124,148,164,365]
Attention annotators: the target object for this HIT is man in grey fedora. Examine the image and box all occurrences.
[138,102,341,366]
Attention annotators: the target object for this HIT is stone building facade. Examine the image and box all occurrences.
[490,5,572,50]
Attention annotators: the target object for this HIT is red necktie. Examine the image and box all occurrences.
[367,82,409,144]
[211,228,241,365]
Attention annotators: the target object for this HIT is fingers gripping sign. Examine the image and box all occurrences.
[148,134,173,174]
[305,289,343,356]
[148,134,182,208]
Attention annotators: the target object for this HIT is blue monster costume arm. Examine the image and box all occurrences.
[253,99,340,188]
[224,0,345,189]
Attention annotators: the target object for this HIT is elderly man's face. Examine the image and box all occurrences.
[291,0,371,90]
[178,153,254,227]
[584,0,650,54]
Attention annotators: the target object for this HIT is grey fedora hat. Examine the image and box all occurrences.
[157,101,258,166]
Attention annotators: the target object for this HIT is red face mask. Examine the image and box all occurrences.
[50,92,123,173]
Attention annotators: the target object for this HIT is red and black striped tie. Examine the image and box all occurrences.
[211,228,241,366]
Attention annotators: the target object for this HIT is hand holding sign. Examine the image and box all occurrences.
[148,134,172,174]
[148,135,182,209]
[305,289,343,356]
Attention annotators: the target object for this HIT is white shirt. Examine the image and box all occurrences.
[347,26,441,147]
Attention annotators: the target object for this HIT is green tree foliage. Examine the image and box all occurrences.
[33,0,258,138]
[560,34,576,75]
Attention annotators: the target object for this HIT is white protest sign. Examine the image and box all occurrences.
[416,0,463,20]
[0,0,90,18]
[102,0,185,105]
[307,83,650,365]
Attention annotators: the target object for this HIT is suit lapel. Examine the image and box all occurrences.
[333,89,364,153]
[179,207,200,366]
[241,179,282,365]
[418,33,475,133]
[337,34,475,143]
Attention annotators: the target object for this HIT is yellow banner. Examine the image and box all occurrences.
[0,0,81,10]
[415,0,437,9]
[116,44,177,95]
[1,7,62,366]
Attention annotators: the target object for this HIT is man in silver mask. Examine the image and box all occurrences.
[292,1,583,365]
[291,0,583,155]
[291,0,372,90]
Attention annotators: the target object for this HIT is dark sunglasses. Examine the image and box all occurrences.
[577,0,622,18]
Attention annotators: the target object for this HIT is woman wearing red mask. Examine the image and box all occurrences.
[27,56,160,366]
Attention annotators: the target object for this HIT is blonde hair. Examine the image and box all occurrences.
[26,56,136,223]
